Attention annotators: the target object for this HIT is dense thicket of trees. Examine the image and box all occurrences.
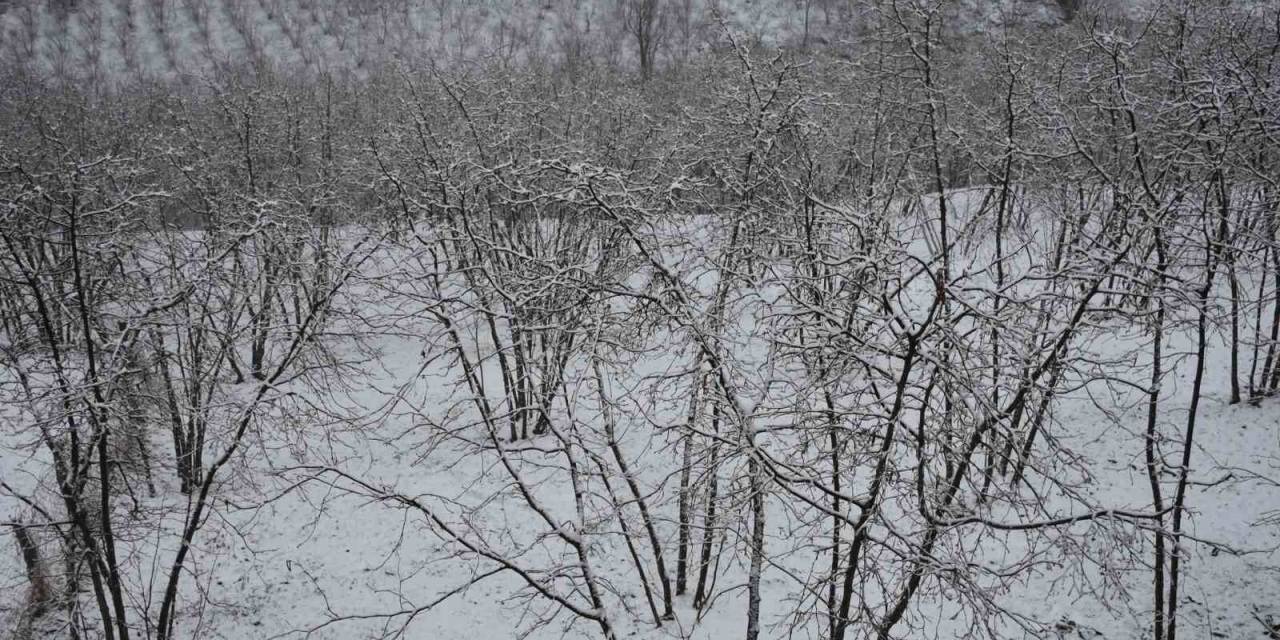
[2,1,1279,639]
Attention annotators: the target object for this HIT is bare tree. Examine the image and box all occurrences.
[620,0,667,80]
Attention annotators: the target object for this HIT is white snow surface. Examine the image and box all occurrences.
[1,201,1279,640]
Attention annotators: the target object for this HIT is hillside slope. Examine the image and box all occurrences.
[0,0,1082,83]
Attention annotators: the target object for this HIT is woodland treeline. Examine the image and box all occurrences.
[2,1,1279,639]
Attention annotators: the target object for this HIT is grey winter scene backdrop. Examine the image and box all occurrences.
[2,0,1280,639]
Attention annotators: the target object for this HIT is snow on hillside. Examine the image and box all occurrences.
[0,0,1085,84]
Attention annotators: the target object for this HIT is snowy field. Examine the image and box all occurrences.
[3,194,1278,640]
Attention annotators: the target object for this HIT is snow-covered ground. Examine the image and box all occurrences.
[2,199,1279,640]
